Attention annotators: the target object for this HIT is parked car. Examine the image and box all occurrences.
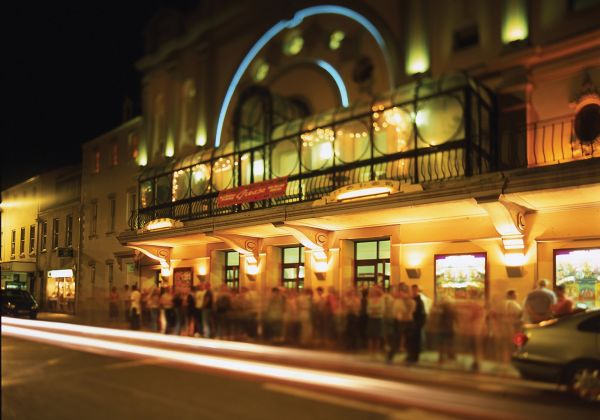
[512,309,599,402]
[1,289,39,319]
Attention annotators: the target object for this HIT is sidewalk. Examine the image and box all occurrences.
[35,311,521,379]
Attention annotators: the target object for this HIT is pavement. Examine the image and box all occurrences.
[36,311,521,378]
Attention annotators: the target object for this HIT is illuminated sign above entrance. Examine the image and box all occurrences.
[48,269,74,278]
[217,177,288,208]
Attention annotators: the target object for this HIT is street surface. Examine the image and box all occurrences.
[2,317,596,420]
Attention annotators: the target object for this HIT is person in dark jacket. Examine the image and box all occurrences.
[407,284,427,363]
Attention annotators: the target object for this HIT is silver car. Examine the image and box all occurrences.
[512,309,600,401]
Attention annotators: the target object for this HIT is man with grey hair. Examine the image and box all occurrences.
[523,279,556,323]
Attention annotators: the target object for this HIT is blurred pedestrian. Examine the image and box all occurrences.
[123,284,131,322]
[367,285,385,357]
[130,284,141,330]
[297,288,313,346]
[109,286,120,322]
[343,288,361,351]
[524,279,556,323]
[148,287,161,332]
[552,285,573,317]
[408,284,427,363]
[160,287,174,334]
[173,290,183,335]
[492,289,522,365]
[386,283,415,364]
[202,282,214,338]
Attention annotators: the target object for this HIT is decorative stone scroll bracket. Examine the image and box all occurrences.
[272,222,330,252]
[476,195,529,251]
[207,232,263,260]
[128,245,171,276]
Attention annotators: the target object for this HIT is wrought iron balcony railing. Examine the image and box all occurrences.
[130,75,496,230]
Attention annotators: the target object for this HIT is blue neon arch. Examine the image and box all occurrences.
[214,5,393,147]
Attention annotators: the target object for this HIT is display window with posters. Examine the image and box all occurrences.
[554,248,600,309]
[434,253,487,301]
[173,267,193,295]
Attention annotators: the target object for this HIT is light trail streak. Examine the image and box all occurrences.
[1,317,315,358]
[2,321,524,420]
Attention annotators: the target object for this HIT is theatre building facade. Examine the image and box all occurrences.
[117,0,600,309]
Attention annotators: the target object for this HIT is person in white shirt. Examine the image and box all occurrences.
[386,283,416,363]
[130,284,142,330]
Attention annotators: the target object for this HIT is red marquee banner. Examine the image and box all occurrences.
[217,177,288,208]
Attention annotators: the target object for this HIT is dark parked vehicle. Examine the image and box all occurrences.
[512,309,600,402]
[1,289,39,319]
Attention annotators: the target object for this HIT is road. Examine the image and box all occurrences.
[2,317,597,420]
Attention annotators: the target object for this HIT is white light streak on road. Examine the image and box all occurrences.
[2,322,521,420]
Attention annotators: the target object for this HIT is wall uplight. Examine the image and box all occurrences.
[145,218,181,231]
[334,180,398,202]
[502,0,528,44]
[312,251,328,273]
[246,255,259,276]
[502,235,525,250]
[405,0,430,75]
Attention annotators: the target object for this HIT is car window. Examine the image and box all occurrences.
[578,314,600,333]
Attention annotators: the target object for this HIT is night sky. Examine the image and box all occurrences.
[2,1,196,190]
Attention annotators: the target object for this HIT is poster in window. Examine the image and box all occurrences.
[555,248,600,309]
[434,253,486,301]
[173,268,193,295]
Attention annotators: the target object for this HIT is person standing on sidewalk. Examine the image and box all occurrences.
[407,284,427,363]
[130,285,142,330]
[386,283,415,364]
[524,279,556,323]
[108,286,120,322]
[123,285,131,323]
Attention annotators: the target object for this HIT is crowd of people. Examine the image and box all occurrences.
[106,278,576,370]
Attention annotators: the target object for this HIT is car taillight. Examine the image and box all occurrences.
[513,332,528,347]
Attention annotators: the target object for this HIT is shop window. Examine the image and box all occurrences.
[282,246,305,289]
[40,221,47,252]
[434,253,487,301]
[52,219,60,249]
[19,227,25,256]
[10,230,16,258]
[555,248,600,309]
[224,251,240,291]
[354,239,390,290]
[46,271,76,313]
[65,215,73,247]
[29,224,35,254]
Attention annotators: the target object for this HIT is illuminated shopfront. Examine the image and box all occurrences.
[555,248,600,309]
[46,269,76,313]
[434,253,487,301]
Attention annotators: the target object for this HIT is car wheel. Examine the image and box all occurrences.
[568,364,600,402]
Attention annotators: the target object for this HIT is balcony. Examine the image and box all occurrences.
[130,74,497,230]
[500,115,600,169]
